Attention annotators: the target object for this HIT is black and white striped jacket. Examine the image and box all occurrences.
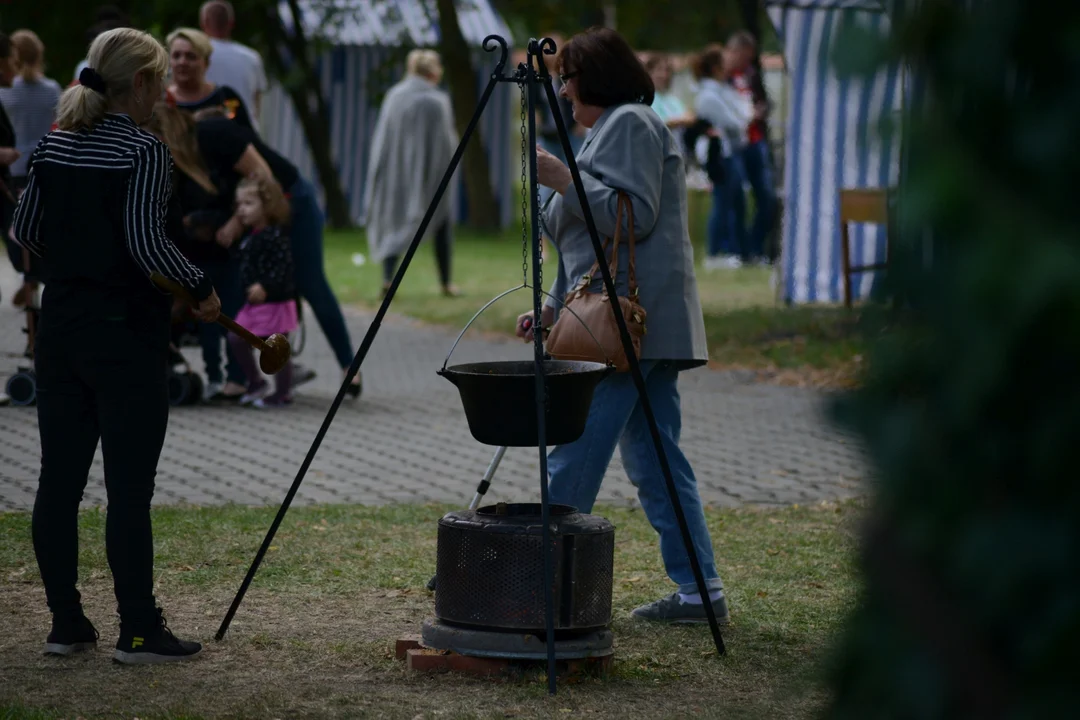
[13,112,212,303]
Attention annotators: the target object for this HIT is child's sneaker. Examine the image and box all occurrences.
[113,609,201,665]
[239,382,272,406]
[253,395,293,409]
[44,613,99,656]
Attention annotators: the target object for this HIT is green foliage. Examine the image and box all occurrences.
[825,0,1080,716]
[491,0,781,53]
[0,0,346,88]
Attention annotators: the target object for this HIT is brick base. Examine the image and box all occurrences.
[398,635,613,679]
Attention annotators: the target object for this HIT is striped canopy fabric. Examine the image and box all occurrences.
[765,0,906,304]
[282,0,512,47]
[769,0,885,8]
[261,0,515,227]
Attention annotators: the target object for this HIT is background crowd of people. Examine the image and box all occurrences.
[0,2,361,408]
[644,34,777,271]
[0,2,775,411]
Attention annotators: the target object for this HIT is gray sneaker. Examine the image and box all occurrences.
[631,592,731,624]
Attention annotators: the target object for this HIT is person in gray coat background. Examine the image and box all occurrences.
[364,49,458,298]
[516,27,729,625]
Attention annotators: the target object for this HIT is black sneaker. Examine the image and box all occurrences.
[44,613,99,656]
[113,609,202,665]
[345,371,362,399]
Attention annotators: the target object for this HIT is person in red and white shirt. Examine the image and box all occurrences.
[726,31,777,266]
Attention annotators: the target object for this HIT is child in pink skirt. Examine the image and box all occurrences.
[228,175,297,407]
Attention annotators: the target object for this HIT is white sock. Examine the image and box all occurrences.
[678,589,724,605]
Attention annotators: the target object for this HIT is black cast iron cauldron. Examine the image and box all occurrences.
[437,360,612,447]
[435,502,615,632]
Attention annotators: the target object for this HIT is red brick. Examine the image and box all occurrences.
[589,654,614,675]
[406,648,451,672]
[447,653,511,677]
[560,654,613,678]
[395,635,423,660]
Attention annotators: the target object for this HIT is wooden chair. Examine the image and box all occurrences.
[839,188,893,308]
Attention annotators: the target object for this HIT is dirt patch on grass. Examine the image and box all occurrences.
[1,584,822,720]
[1,502,859,719]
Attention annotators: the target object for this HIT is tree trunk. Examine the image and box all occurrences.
[435,0,501,232]
[261,0,354,229]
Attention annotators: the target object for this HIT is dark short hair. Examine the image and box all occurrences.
[557,27,654,107]
[727,30,757,52]
[643,53,672,74]
[691,43,725,81]
[86,6,132,45]
[201,1,234,32]
[0,32,10,60]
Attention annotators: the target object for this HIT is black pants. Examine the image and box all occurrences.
[32,315,169,624]
[382,220,452,287]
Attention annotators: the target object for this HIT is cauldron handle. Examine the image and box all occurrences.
[440,283,612,371]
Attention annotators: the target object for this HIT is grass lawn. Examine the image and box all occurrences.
[320,224,873,386]
[0,501,860,719]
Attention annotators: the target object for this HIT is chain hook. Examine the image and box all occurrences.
[519,78,529,289]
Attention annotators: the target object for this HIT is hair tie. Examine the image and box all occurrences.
[79,67,107,94]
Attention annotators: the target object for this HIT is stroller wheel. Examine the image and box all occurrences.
[6,369,37,406]
[167,370,197,407]
[187,372,204,404]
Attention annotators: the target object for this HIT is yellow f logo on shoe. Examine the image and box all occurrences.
[132,637,144,649]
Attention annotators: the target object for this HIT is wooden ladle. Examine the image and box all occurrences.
[151,273,292,375]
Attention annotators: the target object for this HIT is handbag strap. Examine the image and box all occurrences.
[573,191,639,299]
[615,192,639,299]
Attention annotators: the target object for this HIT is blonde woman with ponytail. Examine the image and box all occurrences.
[12,27,220,665]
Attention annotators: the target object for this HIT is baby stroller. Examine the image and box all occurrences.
[5,248,41,406]
[166,297,206,406]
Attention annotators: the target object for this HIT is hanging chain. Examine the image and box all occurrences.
[518,65,545,307]
[534,72,544,294]
[519,80,529,289]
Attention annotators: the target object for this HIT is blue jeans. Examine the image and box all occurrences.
[198,259,245,386]
[732,140,776,260]
[289,177,355,369]
[548,361,724,594]
[706,156,742,258]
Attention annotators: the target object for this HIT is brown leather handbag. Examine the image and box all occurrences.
[545,192,647,372]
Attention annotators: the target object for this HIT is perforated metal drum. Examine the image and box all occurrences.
[434,503,615,632]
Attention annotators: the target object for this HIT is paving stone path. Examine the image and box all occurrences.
[0,260,867,511]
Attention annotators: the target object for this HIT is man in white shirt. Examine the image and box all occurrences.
[199,0,269,131]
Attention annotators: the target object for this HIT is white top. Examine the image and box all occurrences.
[693,78,753,157]
[205,38,268,131]
[0,75,63,177]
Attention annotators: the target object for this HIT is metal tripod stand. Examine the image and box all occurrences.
[214,35,725,697]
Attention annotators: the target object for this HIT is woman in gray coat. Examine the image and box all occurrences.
[517,27,729,625]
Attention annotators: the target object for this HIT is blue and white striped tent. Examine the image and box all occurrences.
[260,0,515,227]
[765,0,910,304]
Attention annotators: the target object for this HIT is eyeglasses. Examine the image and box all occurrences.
[559,71,578,83]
